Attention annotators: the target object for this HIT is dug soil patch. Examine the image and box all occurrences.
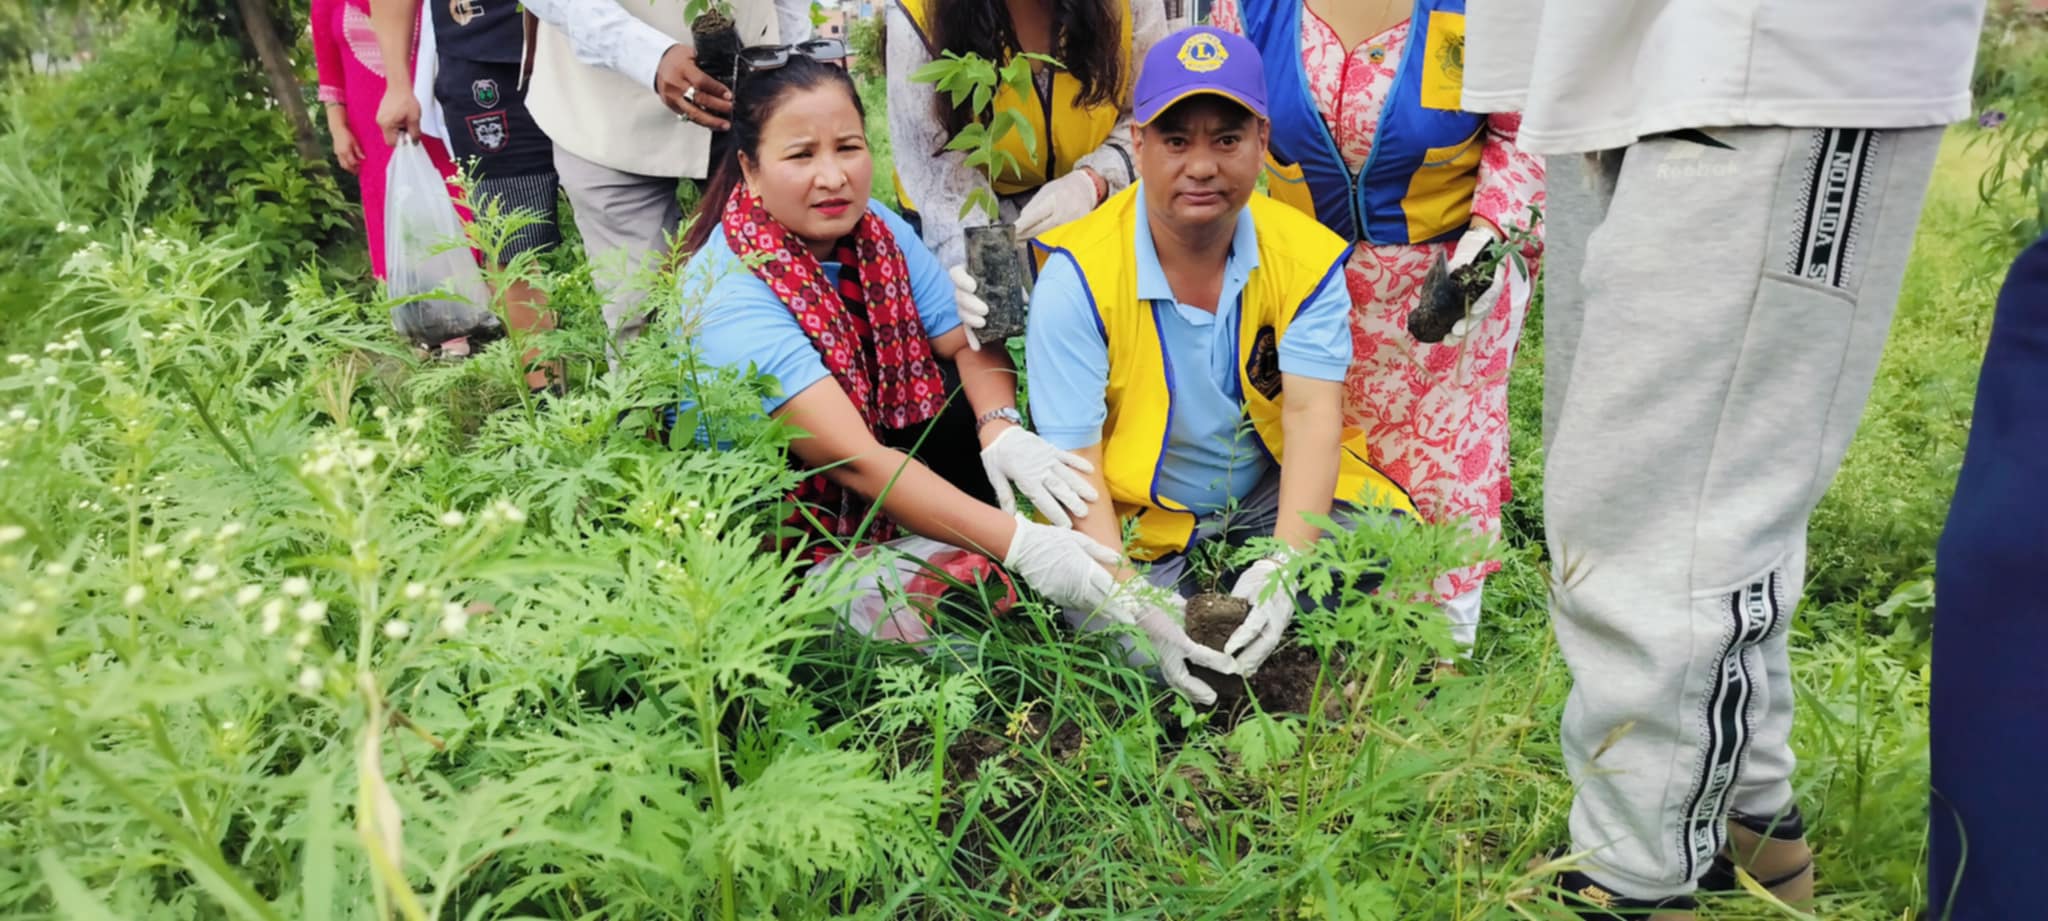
[1183,593,1340,726]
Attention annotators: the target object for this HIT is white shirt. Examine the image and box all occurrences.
[521,0,815,92]
[1461,0,1988,155]
[518,0,811,178]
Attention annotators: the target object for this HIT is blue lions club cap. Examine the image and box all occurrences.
[1134,26,1268,126]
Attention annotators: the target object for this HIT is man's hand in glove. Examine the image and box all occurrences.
[1107,587,1240,706]
[950,265,994,351]
[1014,168,1105,240]
[1224,556,1298,674]
[980,427,1098,528]
[1001,516,1120,612]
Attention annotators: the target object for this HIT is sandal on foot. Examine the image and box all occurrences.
[1697,805,1814,901]
[1552,869,1697,919]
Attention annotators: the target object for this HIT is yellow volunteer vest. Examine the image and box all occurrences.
[893,0,1129,209]
[1034,188,1418,561]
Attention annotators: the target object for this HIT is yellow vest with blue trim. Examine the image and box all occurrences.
[892,0,1130,209]
[1032,188,1418,561]
[1247,0,1484,245]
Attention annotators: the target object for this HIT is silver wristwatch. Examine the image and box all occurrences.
[975,406,1024,433]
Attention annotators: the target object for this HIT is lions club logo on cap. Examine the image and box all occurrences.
[1177,32,1228,73]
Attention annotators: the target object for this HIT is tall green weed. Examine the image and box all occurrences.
[0,196,930,918]
[0,16,353,342]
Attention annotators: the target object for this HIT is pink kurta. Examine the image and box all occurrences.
[310,0,457,279]
[1215,1,1546,599]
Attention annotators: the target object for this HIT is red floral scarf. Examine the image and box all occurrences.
[721,183,946,557]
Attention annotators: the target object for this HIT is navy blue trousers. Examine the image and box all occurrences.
[1930,231,2048,920]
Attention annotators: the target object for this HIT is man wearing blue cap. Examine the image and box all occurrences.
[1024,26,1419,699]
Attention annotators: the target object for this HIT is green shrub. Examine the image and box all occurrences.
[0,15,353,334]
[1971,5,2048,248]
[0,193,943,918]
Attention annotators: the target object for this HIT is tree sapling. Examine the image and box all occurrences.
[911,49,1054,342]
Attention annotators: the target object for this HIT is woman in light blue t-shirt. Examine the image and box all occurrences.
[667,53,1145,643]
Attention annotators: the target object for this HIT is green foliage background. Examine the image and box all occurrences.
[0,8,2037,921]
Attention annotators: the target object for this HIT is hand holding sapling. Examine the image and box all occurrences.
[912,49,1059,342]
[1409,208,1543,344]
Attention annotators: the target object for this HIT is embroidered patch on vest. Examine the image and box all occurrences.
[1419,11,1467,110]
[466,112,509,152]
[1244,325,1282,401]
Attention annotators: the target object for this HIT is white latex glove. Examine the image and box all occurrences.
[1001,515,1120,611]
[1014,169,1102,240]
[1224,557,1298,674]
[979,426,1099,529]
[1105,588,1240,706]
[1442,225,1525,343]
[950,265,993,352]
[1446,225,1498,272]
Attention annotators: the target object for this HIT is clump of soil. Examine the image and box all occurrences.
[1408,251,1493,343]
[689,8,741,91]
[1182,593,1340,727]
[964,224,1030,342]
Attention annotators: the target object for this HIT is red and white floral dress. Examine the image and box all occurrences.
[1214,0,1546,600]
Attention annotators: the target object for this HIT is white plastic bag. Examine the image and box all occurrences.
[804,536,1017,647]
[383,138,499,348]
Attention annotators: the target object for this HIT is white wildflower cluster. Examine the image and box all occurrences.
[478,498,526,529]
[1,404,41,435]
[298,428,380,481]
[41,329,86,356]
[368,406,434,466]
[61,240,110,277]
[440,602,469,636]
[257,574,331,662]
[387,580,477,640]
[53,221,89,235]
[135,229,189,265]
[632,495,722,540]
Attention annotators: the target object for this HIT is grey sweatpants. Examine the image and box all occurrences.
[554,145,684,358]
[1542,126,1941,898]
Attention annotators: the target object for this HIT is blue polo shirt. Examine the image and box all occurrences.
[1025,188,1353,516]
[679,201,961,416]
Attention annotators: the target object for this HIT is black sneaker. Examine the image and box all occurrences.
[1697,805,1813,893]
[1553,869,1697,918]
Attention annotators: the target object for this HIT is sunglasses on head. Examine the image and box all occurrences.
[738,38,849,74]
